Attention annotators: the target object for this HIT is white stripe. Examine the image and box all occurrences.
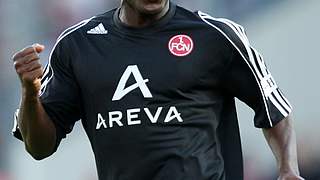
[275,88,292,111]
[217,18,264,82]
[269,95,289,117]
[278,90,293,109]
[57,20,89,40]
[198,11,273,127]
[40,17,95,96]
[41,60,52,82]
[252,48,291,114]
[272,91,291,113]
[215,19,269,107]
[251,48,266,72]
[234,20,290,117]
[263,62,292,110]
[12,109,19,133]
[41,20,89,87]
[246,43,264,79]
[217,19,252,53]
[200,12,293,123]
[217,18,248,41]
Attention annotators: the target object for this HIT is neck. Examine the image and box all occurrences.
[119,2,170,28]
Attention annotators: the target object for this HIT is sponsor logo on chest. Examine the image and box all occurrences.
[96,65,183,130]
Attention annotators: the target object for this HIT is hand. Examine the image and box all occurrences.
[12,44,45,97]
[278,172,305,180]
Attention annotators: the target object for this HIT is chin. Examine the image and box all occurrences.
[141,8,163,15]
[124,0,168,15]
[139,0,168,15]
[142,4,163,13]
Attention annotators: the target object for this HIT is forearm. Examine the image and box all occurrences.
[19,88,57,160]
[263,115,300,174]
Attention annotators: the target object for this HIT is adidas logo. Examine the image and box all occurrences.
[87,23,108,34]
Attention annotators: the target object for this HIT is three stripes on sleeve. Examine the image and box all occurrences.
[198,11,292,127]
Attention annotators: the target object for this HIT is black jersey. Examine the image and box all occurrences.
[13,3,292,180]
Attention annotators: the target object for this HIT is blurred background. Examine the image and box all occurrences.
[0,0,319,179]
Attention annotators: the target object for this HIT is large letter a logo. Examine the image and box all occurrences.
[112,65,153,101]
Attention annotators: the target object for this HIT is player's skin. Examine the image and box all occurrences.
[12,44,56,160]
[12,0,304,179]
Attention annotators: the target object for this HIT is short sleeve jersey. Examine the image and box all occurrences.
[13,3,292,180]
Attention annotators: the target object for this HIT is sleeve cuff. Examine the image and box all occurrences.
[12,109,23,141]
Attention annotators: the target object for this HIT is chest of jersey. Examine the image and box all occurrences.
[69,25,230,134]
[76,30,228,99]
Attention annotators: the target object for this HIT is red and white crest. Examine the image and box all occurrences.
[168,34,194,57]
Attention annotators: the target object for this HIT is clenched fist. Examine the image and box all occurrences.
[12,44,45,97]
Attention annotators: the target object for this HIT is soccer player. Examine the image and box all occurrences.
[12,0,304,179]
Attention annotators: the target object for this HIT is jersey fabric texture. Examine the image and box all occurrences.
[13,3,292,180]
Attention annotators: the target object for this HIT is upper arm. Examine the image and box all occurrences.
[198,11,292,128]
[39,35,82,147]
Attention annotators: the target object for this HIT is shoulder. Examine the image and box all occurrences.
[194,11,253,60]
[49,9,115,59]
[55,9,115,44]
[176,6,245,38]
[196,11,249,48]
[175,6,249,51]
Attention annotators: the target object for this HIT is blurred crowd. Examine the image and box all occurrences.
[1,0,319,180]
